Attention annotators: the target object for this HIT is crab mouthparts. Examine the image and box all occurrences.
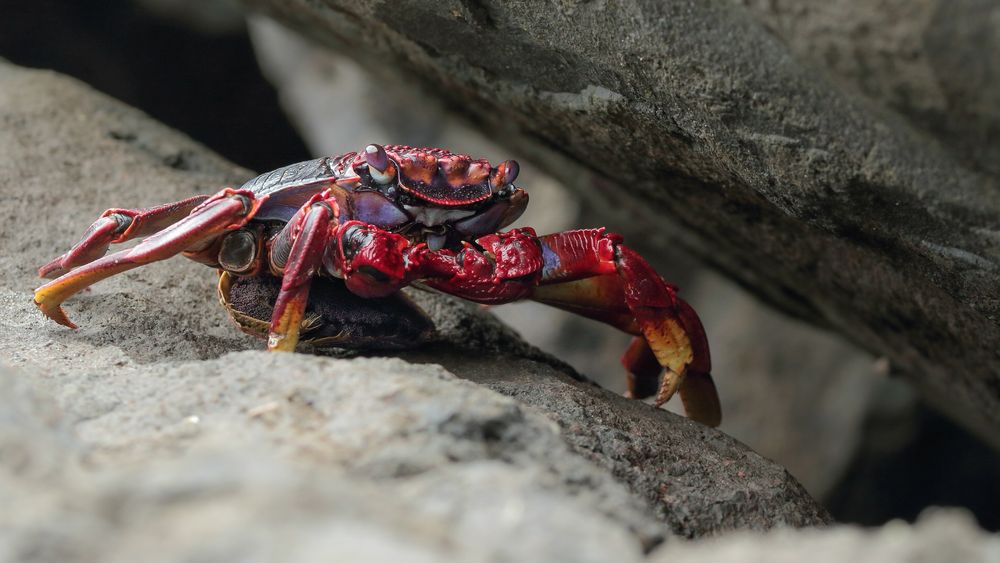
[426,233,447,251]
[402,205,476,227]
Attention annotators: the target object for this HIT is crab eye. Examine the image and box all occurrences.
[490,159,519,190]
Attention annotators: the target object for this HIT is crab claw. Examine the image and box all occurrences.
[490,159,519,189]
[365,144,395,184]
[336,222,409,298]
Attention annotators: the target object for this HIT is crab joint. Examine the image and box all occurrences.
[218,229,259,273]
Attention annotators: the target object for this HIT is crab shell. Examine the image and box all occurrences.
[344,144,520,207]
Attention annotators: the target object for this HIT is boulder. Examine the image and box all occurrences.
[649,509,1000,563]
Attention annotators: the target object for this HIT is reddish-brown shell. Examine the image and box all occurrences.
[350,145,499,206]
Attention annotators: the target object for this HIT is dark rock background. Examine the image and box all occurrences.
[0,0,308,171]
[1,0,999,558]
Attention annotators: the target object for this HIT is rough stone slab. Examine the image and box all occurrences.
[649,509,1000,563]
[0,362,652,563]
[238,0,1000,443]
[738,0,1000,178]
[0,59,827,559]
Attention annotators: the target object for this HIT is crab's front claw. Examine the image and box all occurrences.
[618,296,719,427]
[529,229,720,426]
[614,245,719,426]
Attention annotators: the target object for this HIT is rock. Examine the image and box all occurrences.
[238,0,1000,445]
[249,15,1000,527]
[0,358,651,563]
[824,386,1000,530]
[648,509,1000,563]
[0,59,827,559]
[737,0,1000,178]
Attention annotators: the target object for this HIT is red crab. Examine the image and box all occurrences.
[34,144,721,426]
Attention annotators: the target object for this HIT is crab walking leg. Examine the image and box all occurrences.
[34,189,259,329]
[38,195,210,278]
[266,196,340,352]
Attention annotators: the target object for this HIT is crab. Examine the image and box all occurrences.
[34,144,721,426]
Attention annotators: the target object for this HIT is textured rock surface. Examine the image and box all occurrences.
[649,509,1000,563]
[738,0,1000,178]
[0,60,829,559]
[0,359,654,562]
[239,0,1000,444]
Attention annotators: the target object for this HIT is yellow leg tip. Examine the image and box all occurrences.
[34,293,77,329]
[267,332,297,352]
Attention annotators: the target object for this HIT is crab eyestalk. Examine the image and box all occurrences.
[490,159,519,190]
[365,144,396,185]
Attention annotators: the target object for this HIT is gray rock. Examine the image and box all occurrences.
[737,0,1000,177]
[649,509,1000,563]
[0,358,651,563]
[238,0,1000,444]
[0,60,827,560]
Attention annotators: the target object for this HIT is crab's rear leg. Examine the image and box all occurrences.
[38,195,210,278]
[530,230,721,426]
[34,189,259,328]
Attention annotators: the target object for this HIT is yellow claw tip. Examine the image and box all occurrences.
[653,368,684,408]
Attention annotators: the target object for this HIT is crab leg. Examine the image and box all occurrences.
[266,194,340,352]
[34,189,259,328]
[38,195,210,278]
